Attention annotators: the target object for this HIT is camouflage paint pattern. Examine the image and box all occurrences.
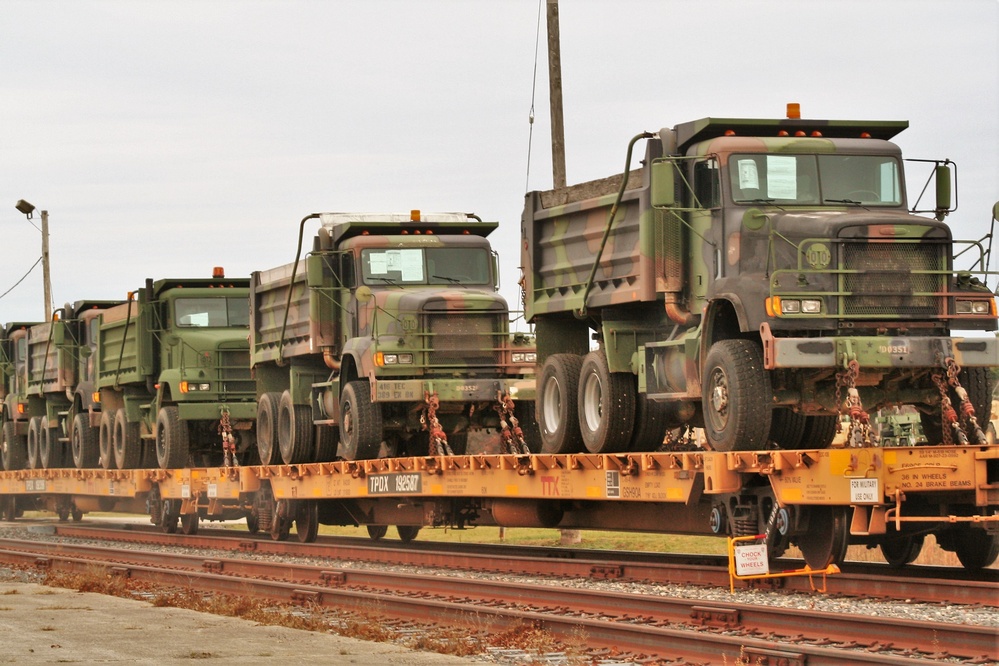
[251,213,536,449]
[522,115,998,433]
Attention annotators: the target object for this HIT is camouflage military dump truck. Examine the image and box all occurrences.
[250,211,537,465]
[11,302,122,470]
[522,105,998,453]
[96,271,256,469]
[1,321,41,470]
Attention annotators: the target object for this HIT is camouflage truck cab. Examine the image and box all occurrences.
[96,272,256,470]
[251,211,537,465]
[0,322,42,470]
[522,106,998,454]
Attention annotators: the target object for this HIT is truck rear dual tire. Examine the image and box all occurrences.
[26,417,43,469]
[578,350,635,454]
[538,354,584,454]
[701,339,772,452]
[256,392,280,466]
[278,391,313,465]
[114,409,142,469]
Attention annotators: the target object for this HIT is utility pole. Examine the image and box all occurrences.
[41,209,52,318]
[546,0,567,189]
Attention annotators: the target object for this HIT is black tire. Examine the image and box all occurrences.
[798,505,850,569]
[278,391,313,464]
[921,366,992,444]
[155,406,190,469]
[295,501,319,543]
[40,425,64,469]
[701,340,772,452]
[954,528,999,570]
[768,408,807,449]
[513,401,542,453]
[314,425,338,462]
[397,525,421,543]
[98,411,114,470]
[256,392,280,465]
[246,512,260,534]
[577,350,636,454]
[367,525,388,540]
[880,533,925,568]
[71,414,99,469]
[630,393,670,452]
[339,380,382,460]
[26,417,42,470]
[114,409,141,470]
[2,421,27,471]
[800,415,839,449]
[537,354,584,454]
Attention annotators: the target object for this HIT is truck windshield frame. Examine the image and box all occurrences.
[729,153,903,206]
[174,297,250,328]
[360,247,491,286]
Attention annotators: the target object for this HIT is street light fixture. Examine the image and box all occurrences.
[14,199,52,318]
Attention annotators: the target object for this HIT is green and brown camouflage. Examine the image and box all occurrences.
[522,106,999,453]
[0,322,41,470]
[251,212,537,464]
[95,273,256,470]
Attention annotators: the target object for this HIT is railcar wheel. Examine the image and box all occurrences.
[339,381,382,460]
[40,425,64,469]
[366,525,388,540]
[2,421,27,471]
[26,417,42,469]
[180,512,199,536]
[396,525,421,543]
[701,340,772,452]
[880,533,925,568]
[155,406,190,470]
[270,500,291,541]
[161,499,179,534]
[245,512,260,534]
[537,354,584,454]
[71,414,100,469]
[295,501,319,543]
[954,528,999,570]
[797,505,849,569]
[98,411,114,470]
[0,496,17,521]
[278,391,313,464]
[71,508,84,522]
[578,350,635,454]
[114,409,142,469]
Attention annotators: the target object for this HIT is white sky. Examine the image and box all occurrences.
[2,0,997,323]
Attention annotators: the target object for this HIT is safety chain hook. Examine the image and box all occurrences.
[836,359,878,447]
[219,406,238,468]
[422,392,454,456]
[495,391,531,455]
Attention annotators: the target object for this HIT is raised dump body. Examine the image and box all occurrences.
[95,272,256,470]
[250,211,537,465]
[523,107,999,459]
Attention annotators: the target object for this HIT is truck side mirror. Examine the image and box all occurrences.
[935,164,952,218]
[651,160,676,208]
[355,286,373,304]
[992,201,999,222]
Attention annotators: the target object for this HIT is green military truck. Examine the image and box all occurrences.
[250,211,537,465]
[522,107,998,453]
[96,271,256,469]
[16,301,122,470]
[1,321,41,470]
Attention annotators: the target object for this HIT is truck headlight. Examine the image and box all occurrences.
[375,352,414,366]
[512,352,537,363]
[779,298,821,315]
[956,299,994,315]
[180,381,211,393]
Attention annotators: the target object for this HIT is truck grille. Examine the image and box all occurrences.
[842,242,941,316]
[426,313,502,367]
[217,349,254,395]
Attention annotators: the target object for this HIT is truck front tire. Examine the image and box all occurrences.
[156,406,190,469]
[339,380,382,460]
[537,354,584,454]
[701,340,772,452]
[1,421,26,471]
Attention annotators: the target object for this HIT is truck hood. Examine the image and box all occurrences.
[370,287,509,314]
[758,207,951,241]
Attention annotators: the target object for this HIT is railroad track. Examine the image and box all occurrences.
[50,522,999,607]
[0,526,994,664]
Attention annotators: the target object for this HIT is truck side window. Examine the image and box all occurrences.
[693,159,719,208]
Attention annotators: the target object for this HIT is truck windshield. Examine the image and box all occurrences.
[175,297,250,328]
[361,247,491,286]
[729,154,902,206]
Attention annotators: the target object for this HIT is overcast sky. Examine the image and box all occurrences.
[2,0,997,324]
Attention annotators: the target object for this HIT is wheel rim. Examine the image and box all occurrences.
[542,375,562,433]
[581,373,603,433]
[342,399,354,448]
[71,426,82,468]
[707,367,730,431]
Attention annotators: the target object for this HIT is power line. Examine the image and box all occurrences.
[0,256,43,302]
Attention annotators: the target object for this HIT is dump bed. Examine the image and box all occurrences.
[25,321,69,396]
[522,169,659,320]
[95,301,154,388]
[250,258,338,366]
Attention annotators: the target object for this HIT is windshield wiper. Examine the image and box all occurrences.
[734,198,776,204]
[368,276,401,288]
[825,198,863,205]
[432,274,463,285]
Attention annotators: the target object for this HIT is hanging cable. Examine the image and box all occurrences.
[0,256,43,302]
[525,0,543,193]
